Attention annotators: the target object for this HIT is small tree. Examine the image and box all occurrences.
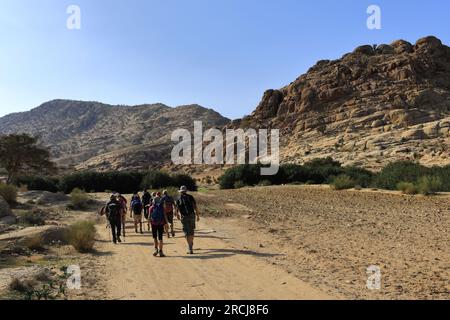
[0,134,55,183]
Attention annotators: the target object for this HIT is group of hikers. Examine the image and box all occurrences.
[102,186,199,257]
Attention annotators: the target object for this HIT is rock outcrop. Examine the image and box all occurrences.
[232,36,450,169]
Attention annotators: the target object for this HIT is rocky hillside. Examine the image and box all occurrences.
[0,100,230,171]
[232,36,450,169]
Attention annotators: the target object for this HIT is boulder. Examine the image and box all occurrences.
[0,196,13,218]
[354,45,375,55]
[390,40,413,54]
[376,44,395,55]
[415,36,442,50]
[0,215,17,225]
[401,128,426,141]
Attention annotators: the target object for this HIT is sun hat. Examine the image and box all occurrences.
[179,186,188,193]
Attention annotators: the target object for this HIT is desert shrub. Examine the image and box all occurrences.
[258,179,272,186]
[331,174,356,190]
[141,171,174,189]
[234,181,246,189]
[14,176,59,193]
[66,220,96,252]
[303,158,344,184]
[276,164,313,184]
[429,165,450,192]
[374,161,429,190]
[0,183,17,204]
[25,234,45,251]
[343,166,374,188]
[59,171,144,194]
[417,176,443,195]
[68,188,91,210]
[163,187,179,197]
[20,209,46,226]
[397,182,418,195]
[218,164,263,189]
[9,278,34,293]
[172,173,197,191]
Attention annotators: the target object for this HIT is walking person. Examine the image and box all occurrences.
[161,190,176,238]
[117,193,128,237]
[149,194,168,257]
[142,189,151,231]
[175,186,200,254]
[130,193,143,234]
[106,194,122,244]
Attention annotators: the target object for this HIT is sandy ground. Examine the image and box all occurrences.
[195,186,450,300]
[93,216,333,300]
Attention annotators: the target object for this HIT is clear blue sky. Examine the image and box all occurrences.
[1,0,449,119]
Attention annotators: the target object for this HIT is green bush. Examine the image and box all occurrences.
[141,171,174,189]
[20,209,46,226]
[331,175,356,190]
[0,183,17,204]
[374,161,428,190]
[172,174,197,191]
[258,180,272,186]
[429,165,450,192]
[66,220,96,253]
[397,182,418,195]
[218,164,263,189]
[14,176,59,193]
[343,166,374,188]
[25,234,45,251]
[59,171,144,194]
[68,188,91,210]
[417,176,443,195]
[234,181,246,189]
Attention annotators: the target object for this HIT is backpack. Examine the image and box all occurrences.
[177,194,195,217]
[107,202,121,221]
[131,199,143,215]
[162,196,174,214]
[151,202,165,226]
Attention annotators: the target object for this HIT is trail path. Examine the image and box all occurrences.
[95,217,333,300]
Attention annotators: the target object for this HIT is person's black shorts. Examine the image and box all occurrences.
[181,216,196,236]
[151,224,164,240]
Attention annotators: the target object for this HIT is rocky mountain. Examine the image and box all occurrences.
[232,36,450,170]
[0,100,230,171]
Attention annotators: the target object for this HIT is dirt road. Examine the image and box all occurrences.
[95,217,333,300]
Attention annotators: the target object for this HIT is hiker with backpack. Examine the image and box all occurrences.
[149,194,168,257]
[130,193,143,234]
[106,194,122,244]
[161,190,176,238]
[142,189,151,230]
[117,193,128,237]
[175,186,200,254]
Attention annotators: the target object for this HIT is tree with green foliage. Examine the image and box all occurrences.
[0,134,55,183]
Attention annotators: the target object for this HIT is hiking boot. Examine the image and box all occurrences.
[117,237,122,243]
[153,249,159,257]
[159,251,166,257]
[171,231,175,237]
[113,239,117,244]
[187,249,194,255]
[135,228,138,233]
